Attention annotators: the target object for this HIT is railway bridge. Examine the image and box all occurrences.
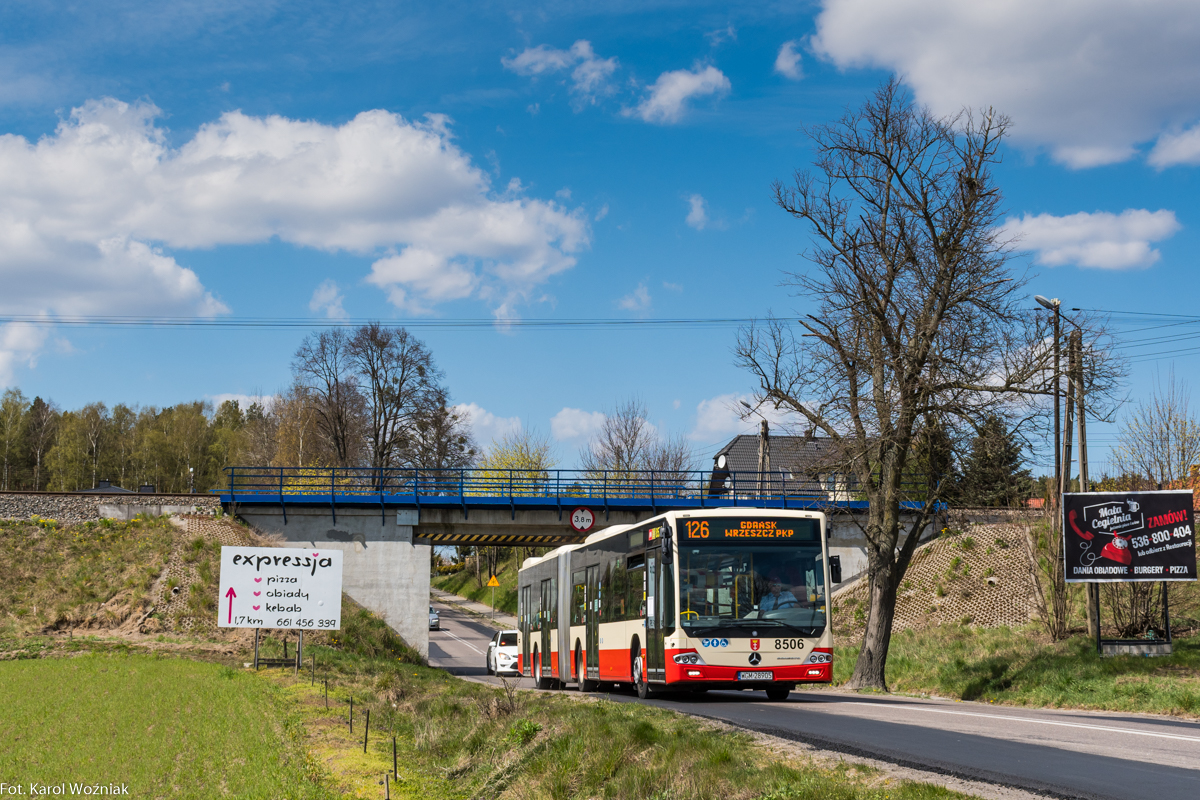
[221,466,936,657]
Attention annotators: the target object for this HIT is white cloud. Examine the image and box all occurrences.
[0,97,589,376]
[551,407,606,443]
[455,402,522,446]
[774,41,803,80]
[0,322,49,387]
[706,25,737,47]
[617,282,651,312]
[689,393,793,443]
[502,44,575,76]
[502,40,619,106]
[685,194,709,230]
[1148,123,1200,167]
[1000,209,1181,269]
[309,279,347,319]
[625,65,731,125]
[594,204,609,222]
[812,0,1200,168]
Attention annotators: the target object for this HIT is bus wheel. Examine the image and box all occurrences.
[765,687,791,702]
[575,647,591,692]
[634,654,654,700]
[533,650,549,690]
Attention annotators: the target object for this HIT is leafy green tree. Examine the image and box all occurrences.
[957,415,1033,507]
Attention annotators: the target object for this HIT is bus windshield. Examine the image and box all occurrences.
[679,543,827,637]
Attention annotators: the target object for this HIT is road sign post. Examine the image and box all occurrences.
[487,574,500,620]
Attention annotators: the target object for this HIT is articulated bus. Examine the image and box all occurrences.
[517,508,839,701]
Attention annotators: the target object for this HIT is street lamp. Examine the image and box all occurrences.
[1035,296,1061,489]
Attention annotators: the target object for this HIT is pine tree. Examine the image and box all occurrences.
[958,415,1033,507]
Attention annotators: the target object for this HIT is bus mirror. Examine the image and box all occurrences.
[829,555,842,584]
[662,522,673,564]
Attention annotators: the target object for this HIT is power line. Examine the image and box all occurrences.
[0,314,764,331]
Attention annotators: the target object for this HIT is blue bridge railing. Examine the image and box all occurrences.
[221,466,936,519]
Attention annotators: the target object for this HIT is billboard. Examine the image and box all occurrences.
[218,547,343,629]
[1063,490,1197,582]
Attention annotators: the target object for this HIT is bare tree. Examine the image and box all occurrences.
[26,397,59,491]
[347,323,443,472]
[409,391,477,472]
[293,329,365,467]
[735,80,1057,690]
[81,402,109,489]
[580,398,658,474]
[1105,372,1199,637]
[1111,372,1200,486]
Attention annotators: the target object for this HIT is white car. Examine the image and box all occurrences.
[486,630,520,676]
[429,606,440,630]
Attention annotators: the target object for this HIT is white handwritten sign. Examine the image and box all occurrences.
[218,547,343,630]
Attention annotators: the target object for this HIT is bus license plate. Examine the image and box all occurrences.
[737,671,773,681]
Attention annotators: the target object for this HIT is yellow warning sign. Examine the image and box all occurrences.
[486,575,500,587]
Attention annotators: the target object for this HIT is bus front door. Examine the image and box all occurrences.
[585,565,600,680]
[646,550,665,681]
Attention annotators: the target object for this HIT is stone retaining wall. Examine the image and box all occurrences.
[0,491,221,527]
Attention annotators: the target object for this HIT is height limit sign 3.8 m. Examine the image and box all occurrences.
[218,547,343,630]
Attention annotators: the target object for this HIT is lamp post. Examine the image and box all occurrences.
[1034,295,1061,489]
[1036,295,1098,641]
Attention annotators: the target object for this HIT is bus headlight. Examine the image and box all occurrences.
[672,651,706,665]
[804,649,832,664]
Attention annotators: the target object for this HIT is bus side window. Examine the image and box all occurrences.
[572,572,585,626]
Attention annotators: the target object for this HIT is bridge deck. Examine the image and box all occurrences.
[221,466,933,523]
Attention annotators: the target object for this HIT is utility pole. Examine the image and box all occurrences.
[757,419,770,498]
[1074,330,1100,640]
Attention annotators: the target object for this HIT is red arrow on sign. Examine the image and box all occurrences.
[225,587,237,624]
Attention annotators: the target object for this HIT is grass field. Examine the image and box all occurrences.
[278,639,977,800]
[0,652,333,799]
[834,625,1200,717]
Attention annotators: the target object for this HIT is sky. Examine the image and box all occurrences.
[1,0,1198,474]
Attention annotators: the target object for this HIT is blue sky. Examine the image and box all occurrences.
[1,1,1198,473]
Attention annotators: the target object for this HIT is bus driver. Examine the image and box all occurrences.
[758,576,799,611]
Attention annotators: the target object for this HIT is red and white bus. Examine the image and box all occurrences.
[517,508,838,701]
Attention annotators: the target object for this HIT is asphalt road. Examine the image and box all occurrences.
[427,600,1200,799]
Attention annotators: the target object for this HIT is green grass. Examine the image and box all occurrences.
[834,625,1200,716]
[0,516,175,634]
[0,653,333,799]
[284,642,977,800]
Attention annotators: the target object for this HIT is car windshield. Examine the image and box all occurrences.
[679,543,827,637]
[499,633,517,646]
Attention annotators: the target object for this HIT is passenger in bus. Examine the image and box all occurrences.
[758,576,799,611]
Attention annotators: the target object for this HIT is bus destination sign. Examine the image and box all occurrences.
[681,517,819,543]
[1063,491,1196,582]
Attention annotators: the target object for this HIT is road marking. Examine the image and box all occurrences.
[844,702,1200,744]
[438,627,484,655]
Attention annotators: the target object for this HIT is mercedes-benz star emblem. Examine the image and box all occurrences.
[748,652,762,666]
